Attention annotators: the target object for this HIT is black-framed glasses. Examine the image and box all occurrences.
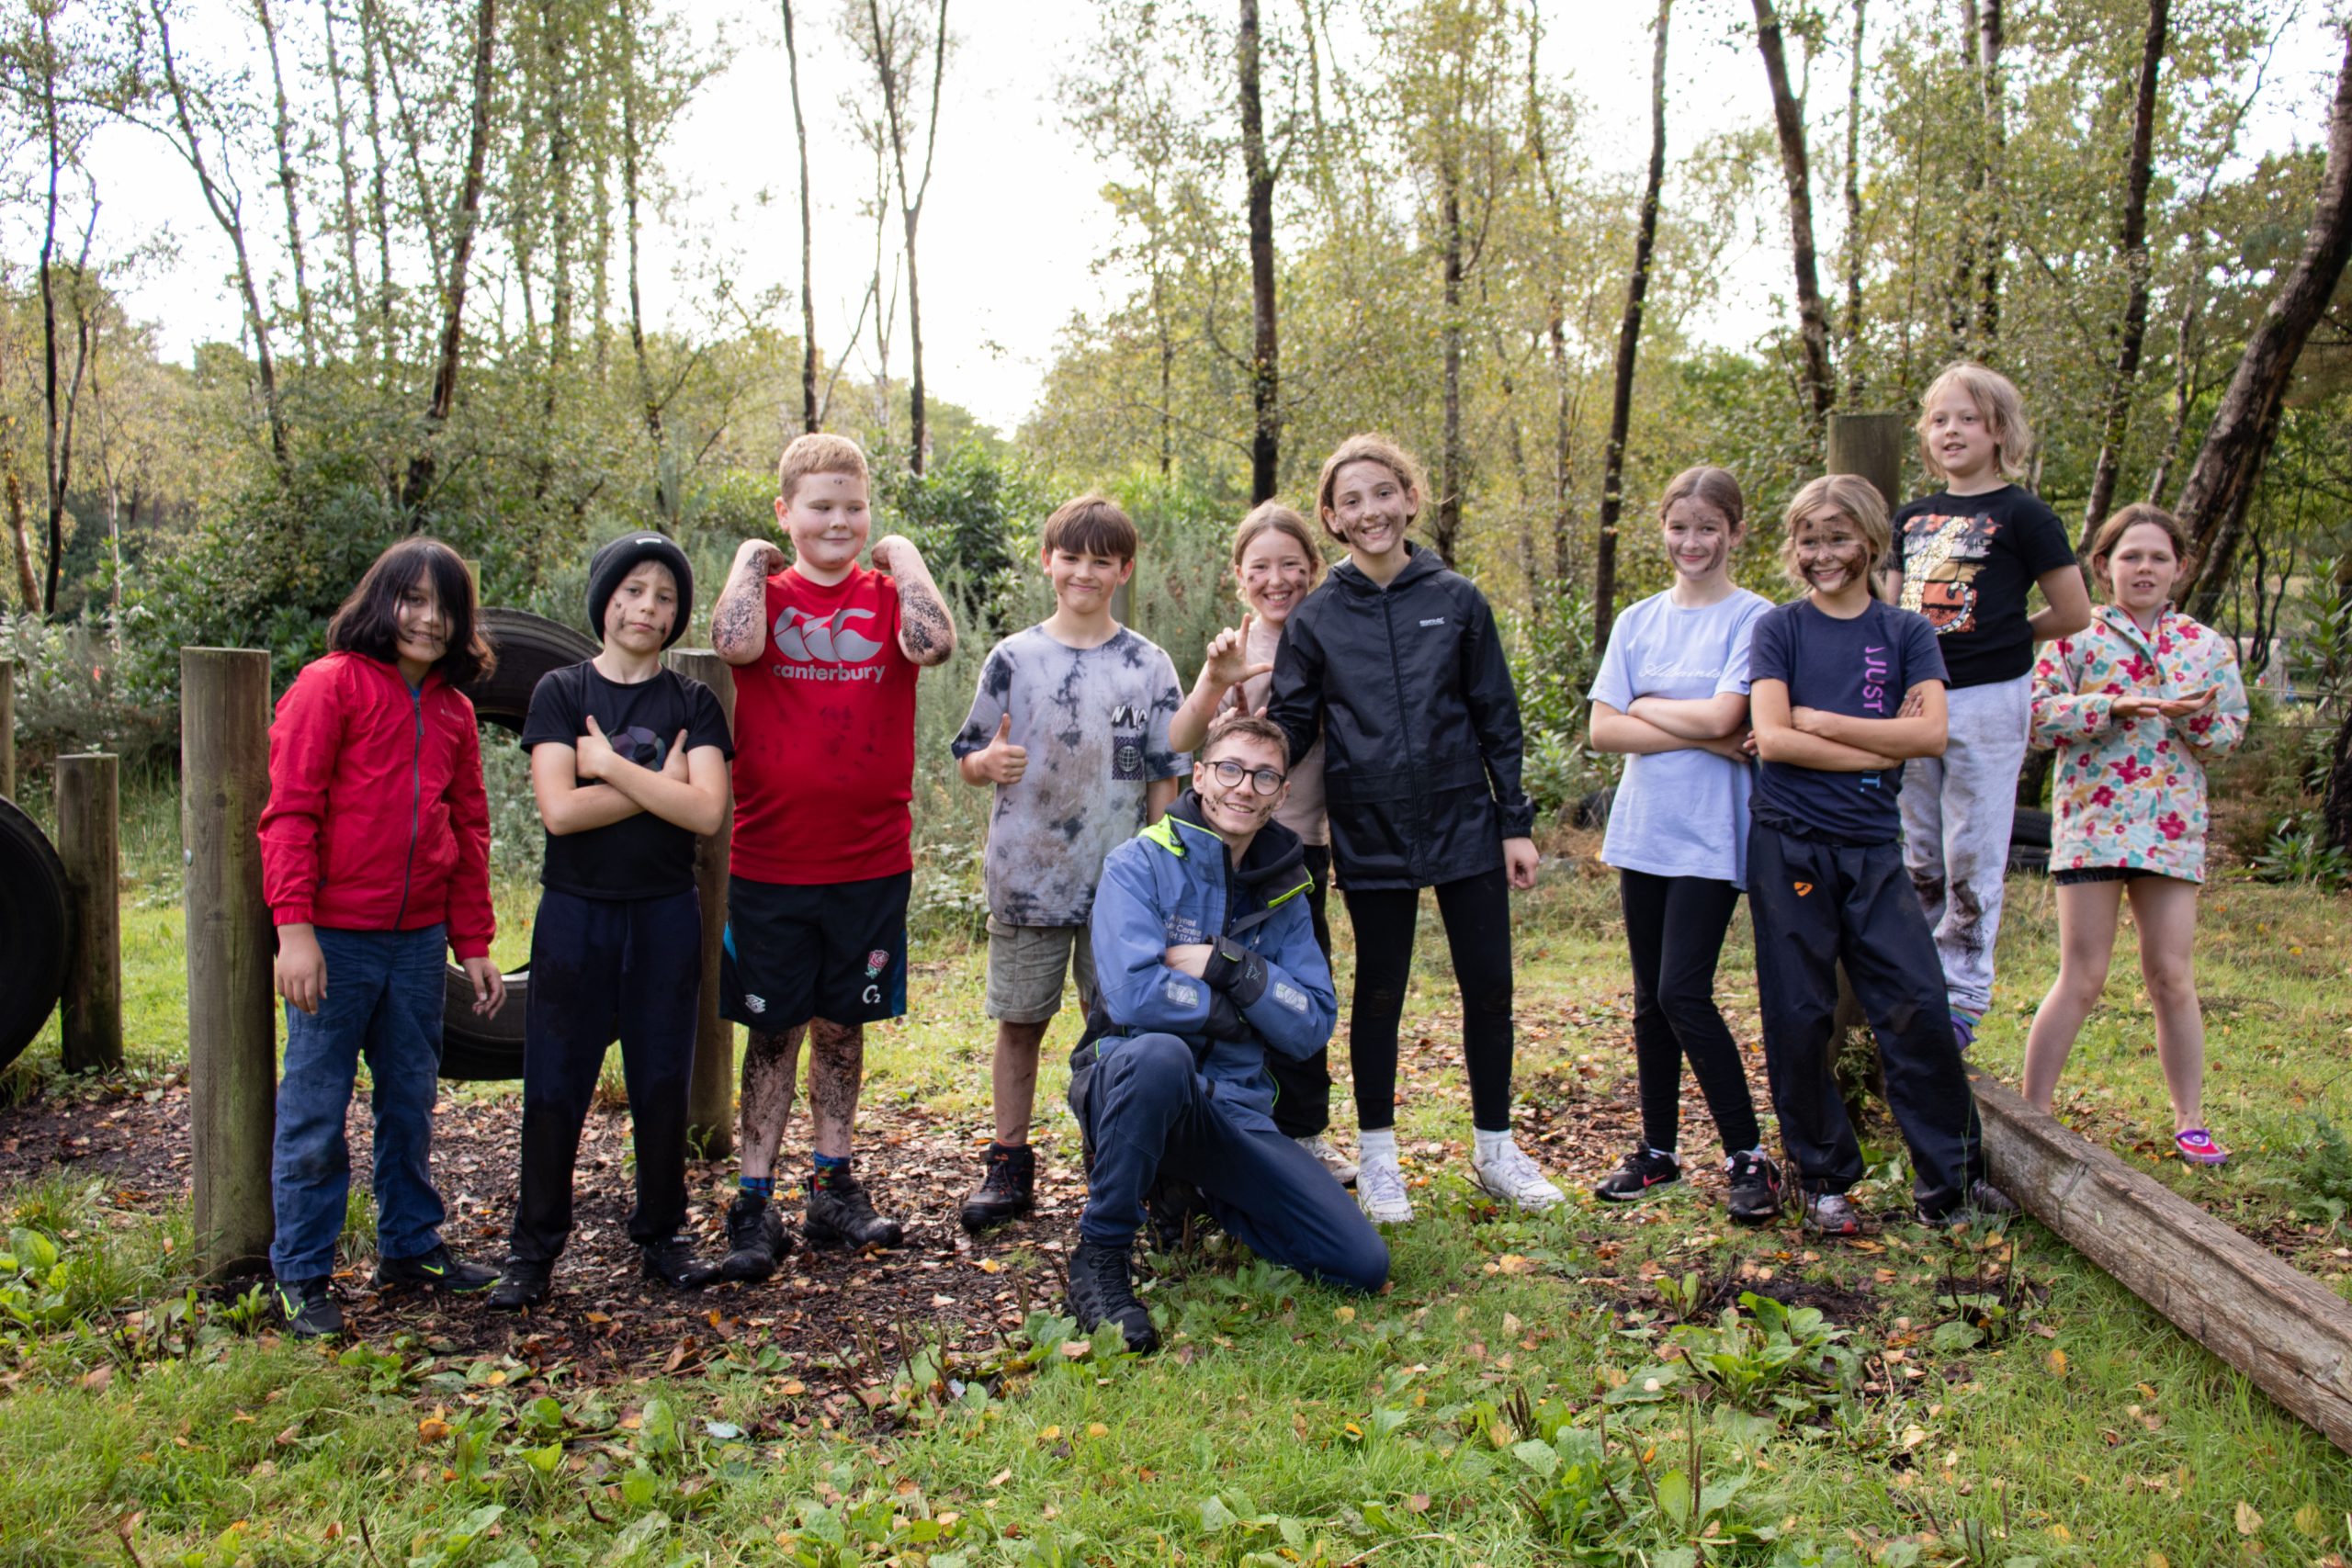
[1207,759,1287,795]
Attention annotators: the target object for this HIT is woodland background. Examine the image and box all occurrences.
[3,0,2350,863]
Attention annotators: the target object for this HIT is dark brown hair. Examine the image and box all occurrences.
[1659,466,1746,530]
[327,536,494,687]
[1203,711,1291,766]
[1042,493,1140,563]
[2087,502,2191,574]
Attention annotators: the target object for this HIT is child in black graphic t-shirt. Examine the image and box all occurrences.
[492,534,735,1308]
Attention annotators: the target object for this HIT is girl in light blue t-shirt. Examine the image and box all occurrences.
[1587,466,1779,1224]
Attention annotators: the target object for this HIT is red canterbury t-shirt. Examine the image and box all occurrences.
[729,565,918,884]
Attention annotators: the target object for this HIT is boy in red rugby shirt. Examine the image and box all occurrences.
[709,434,956,1271]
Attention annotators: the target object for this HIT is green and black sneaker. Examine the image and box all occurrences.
[274,1275,344,1339]
[374,1243,500,1293]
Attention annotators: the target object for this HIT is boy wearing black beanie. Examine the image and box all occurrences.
[491,534,737,1307]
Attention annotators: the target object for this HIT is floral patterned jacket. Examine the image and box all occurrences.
[2030,604,2248,882]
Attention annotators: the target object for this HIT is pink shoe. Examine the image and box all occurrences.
[2175,1129,2229,1166]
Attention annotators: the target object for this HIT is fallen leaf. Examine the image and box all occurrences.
[1087,1423,1109,1438]
[2236,1501,2263,1537]
[2046,1348,2068,1378]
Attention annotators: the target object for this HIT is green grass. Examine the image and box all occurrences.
[6,782,2352,1562]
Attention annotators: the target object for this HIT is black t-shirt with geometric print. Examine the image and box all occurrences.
[1891,483,2076,689]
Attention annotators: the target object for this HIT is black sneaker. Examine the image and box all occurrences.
[274,1275,343,1338]
[1594,1145,1682,1202]
[1724,1150,1783,1224]
[957,1143,1035,1233]
[486,1258,551,1312]
[641,1234,719,1289]
[375,1244,499,1292]
[1917,1179,2020,1228]
[719,1191,794,1281]
[803,1170,904,1251]
[1066,1240,1159,1354]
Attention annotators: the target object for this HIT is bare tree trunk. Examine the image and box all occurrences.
[5,456,36,612]
[2080,0,2169,552]
[2144,289,2199,505]
[1435,155,1465,567]
[1840,0,1866,406]
[358,0,397,389]
[1752,0,1833,429]
[254,0,316,359]
[1595,0,1672,649]
[781,0,819,433]
[401,0,500,519]
[321,0,368,362]
[860,0,949,472]
[1240,0,1280,504]
[1975,0,2004,344]
[2181,26,2352,620]
[1524,2,1575,591]
[619,5,673,525]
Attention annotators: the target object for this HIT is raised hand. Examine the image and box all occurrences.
[976,714,1028,785]
[1199,615,1274,694]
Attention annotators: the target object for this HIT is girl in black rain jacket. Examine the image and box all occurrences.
[1264,434,1563,1224]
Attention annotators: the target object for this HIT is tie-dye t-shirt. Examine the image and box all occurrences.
[951,625,1189,926]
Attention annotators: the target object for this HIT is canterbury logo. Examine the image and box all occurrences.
[774,606,886,664]
[1792,881,1814,897]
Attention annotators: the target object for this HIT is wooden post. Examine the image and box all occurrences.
[183,649,277,1277]
[0,656,14,801]
[1826,411,1905,513]
[666,648,736,1159]
[1971,1068,2352,1456]
[55,753,121,1073]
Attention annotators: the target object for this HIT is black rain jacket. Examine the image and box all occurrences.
[1266,543,1535,891]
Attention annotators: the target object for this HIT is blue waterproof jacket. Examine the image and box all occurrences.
[1074,792,1338,1136]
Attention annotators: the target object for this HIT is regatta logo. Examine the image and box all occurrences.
[771,605,888,682]
[1419,616,1447,627]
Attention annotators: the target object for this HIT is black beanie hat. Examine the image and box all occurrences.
[585,532,695,648]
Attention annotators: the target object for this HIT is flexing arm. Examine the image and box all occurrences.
[1789,681,1949,760]
[871,535,957,667]
[1750,678,1903,772]
[712,539,784,665]
[2029,565,2093,644]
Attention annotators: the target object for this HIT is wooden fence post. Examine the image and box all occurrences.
[183,649,277,1277]
[56,753,121,1073]
[666,648,736,1159]
[1826,411,1906,513]
[0,656,15,801]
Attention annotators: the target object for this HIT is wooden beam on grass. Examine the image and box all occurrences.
[1970,1067,2352,1456]
[665,647,736,1160]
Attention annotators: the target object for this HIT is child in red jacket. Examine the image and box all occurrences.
[258,537,508,1337]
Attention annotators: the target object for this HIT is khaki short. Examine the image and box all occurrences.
[985,918,1098,1023]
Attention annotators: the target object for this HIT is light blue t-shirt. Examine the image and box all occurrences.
[1588,587,1771,888]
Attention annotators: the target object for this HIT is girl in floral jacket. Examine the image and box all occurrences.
[2020,504,2247,1163]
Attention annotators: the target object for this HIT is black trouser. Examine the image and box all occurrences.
[1343,866,1515,1134]
[510,887,701,1262]
[1747,823,1983,1214]
[1267,843,1334,1139]
[1620,869,1761,1157]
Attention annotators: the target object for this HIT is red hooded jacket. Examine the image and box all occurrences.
[258,651,496,960]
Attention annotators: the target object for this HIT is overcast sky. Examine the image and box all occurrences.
[83,1,2347,436]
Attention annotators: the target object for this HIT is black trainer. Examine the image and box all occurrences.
[719,1191,794,1281]
[957,1143,1035,1233]
[1917,1179,2020,1228]
[374,1244,499,1293]
[1724,1150,1783,1224]
[487,1258,552,1312]
[641,1234,720,1289]
[1066,1240,1159,1354]
[274,1275,343,1339]
[1594,1145,1682,1202]
[803,1169,903,1251]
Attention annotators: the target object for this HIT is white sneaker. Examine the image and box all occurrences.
[1295,1134,1359,1187]
[1356,1156,1414,1224]
[1471,1140,1565,1212]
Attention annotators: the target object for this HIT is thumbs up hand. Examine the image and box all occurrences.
[575,712,617,781]
[976,712,1028,785]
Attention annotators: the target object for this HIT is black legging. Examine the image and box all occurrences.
[1268,843,1334,1138]
[1342,866,1515,1134]
[1619,869,1760,1156]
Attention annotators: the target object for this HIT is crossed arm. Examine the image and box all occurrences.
[534,723,730,838]
[1749,677,1946,771]
[1589,691,1752,760]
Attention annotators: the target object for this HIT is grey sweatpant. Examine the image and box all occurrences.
[1899,674,2030,1019]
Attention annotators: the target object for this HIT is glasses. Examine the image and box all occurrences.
[1206,759,1287,795]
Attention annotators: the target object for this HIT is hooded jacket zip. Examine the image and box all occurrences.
[391,683,424,929]
[1377,582,1419,884]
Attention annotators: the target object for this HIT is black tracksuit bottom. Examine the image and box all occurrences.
[1747,821,1984,1217]
[1619,870,1761,1156]
[1265,844,1334,1139]
[509,887,701,1262]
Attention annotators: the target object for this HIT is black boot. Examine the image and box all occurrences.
[719,1191,794,1282]
[641,1234,721,1289]
[487,1258,552,1311]
[957,1143,1035,1233]
[274,1275,343,1339]
[802,1169,903,1251]
[1066,1240,1158,1354]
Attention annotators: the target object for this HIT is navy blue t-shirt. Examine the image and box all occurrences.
[1747,597,1946,846]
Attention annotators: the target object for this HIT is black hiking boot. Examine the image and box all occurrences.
[374,1244,499,1293]
[486,1258,552,1312]
[1593,1145,1682,1202]
[719,1192,795,1281]
[1724,1150,1784,1225]
[803,1170,904,1251]
[1066,1240,1159,1354]
[641,1234,721,1289]
[274,1275,343,1339]
[957,1143,1036,1233]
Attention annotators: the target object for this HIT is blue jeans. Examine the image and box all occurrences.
[269,925,451,1280]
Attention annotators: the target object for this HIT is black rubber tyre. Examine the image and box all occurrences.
[0,797,71,1072]
[2010,807,2053,848]
[1573,785,1617,831]
[440,607,598,1080]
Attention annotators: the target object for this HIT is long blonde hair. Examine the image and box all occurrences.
[1917,361,2034,482]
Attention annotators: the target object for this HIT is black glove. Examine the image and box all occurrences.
[1199,935,1270,1009]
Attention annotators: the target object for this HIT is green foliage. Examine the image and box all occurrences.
[2289,1117,2352,1227]
[1667,1293,1858,1416]
[2249,813,2352,888]
[0,615,175,769]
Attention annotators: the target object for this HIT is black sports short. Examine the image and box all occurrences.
[720,871,910,1031]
